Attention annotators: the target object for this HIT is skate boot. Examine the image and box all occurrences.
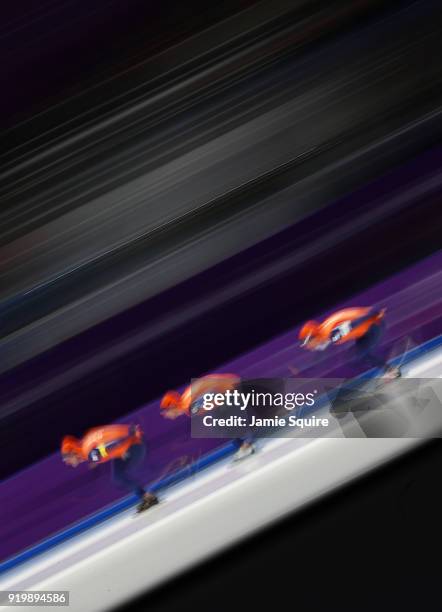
[137,492,159,513]
[233,443,255,462]
[382,365,402,381]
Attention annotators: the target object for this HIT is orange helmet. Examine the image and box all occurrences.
[160,390,182,410]
[61,435,82,457]
[299,320,319,346]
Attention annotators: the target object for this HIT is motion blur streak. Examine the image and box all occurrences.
[0,0,441,595]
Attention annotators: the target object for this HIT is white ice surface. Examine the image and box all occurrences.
[1,347,441,611]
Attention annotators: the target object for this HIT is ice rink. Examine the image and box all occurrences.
[1,342,441,612]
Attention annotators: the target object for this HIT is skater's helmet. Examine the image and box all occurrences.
[160,390,182,410]
[299,320,320,346]
[61,435,82,458]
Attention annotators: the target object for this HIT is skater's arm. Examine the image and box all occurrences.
[330,308,385,343]
[312,340,331,350]
[350,308,385,330]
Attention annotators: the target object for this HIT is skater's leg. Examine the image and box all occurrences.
[111,443,158,511]
[233,435,255,461]
[112,452,145,499]
[355,322,400,377]
[355,322,387,370]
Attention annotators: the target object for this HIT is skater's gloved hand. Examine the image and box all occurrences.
[375,308,386,321]
[313,340,330,351]
[162,407,182,419]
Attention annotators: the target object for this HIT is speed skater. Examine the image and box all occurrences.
[61,424,158,513]
[299,306,401,378]
[160,373,255,461]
